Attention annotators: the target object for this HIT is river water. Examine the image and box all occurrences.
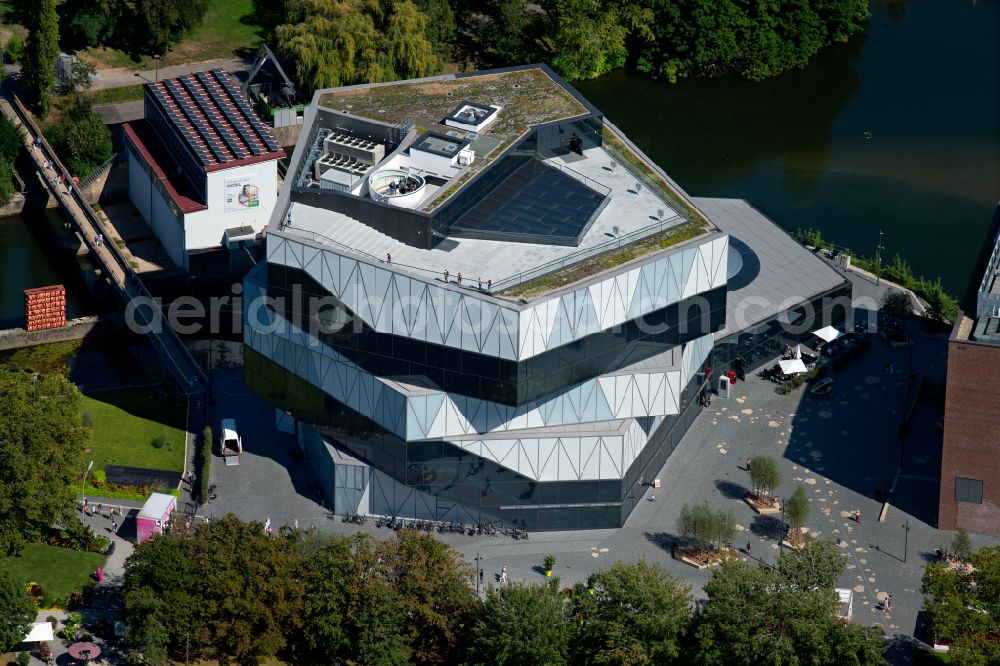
[577,0,999,294]
[0,209,95,328]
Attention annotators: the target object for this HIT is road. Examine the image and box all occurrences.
[91,58,250,90]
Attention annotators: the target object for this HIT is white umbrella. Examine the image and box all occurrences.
[779,359,808,375]
[812,326,842,343]
[795,345,802,359]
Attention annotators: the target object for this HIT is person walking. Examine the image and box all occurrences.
[856,510,861,523]
[500,566,508,584]
[746,541,752,555]
[886,594,893,611]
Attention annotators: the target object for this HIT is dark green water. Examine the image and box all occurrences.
[577,0,1000,294]
[0,209,94,328]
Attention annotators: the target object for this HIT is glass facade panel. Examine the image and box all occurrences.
[256,265,725,406]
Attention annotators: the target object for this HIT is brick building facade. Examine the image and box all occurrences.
[938,331,1000,532]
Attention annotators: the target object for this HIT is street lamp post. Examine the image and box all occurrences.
[81,460,94,506]
[903,519,910,563]
[153,54,160,82]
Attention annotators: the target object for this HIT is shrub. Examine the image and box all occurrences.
[544,554,556,572]
[200,425,212,504]
[880,289,913,320]
[5,35,24,63]
[16,651,30,666]
[151,433,167,449]
[793,227,825,247]
[46,615,58,630]
[39,641,52,662]
[81,411,94,428]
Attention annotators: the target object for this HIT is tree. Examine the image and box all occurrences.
[0,368,88,556]
[22,0,60,117]
[379,529,476,664]
[951,529,973,560]
[695,559,886,665]
[61,0,127,50]
[571,560,692,665]
[748,455,780,502]
[879,288,912,320]
[0,570,36,653]
[677,503,735,552]
[468,581,570,666]
[777,539,845,591]
[299,536,354,662]
[786,484,811,532]
[543,0,651,81]
[69,60,97,94]
[276,0,440,94]
[922,546,1000,663]
[412,0,456,59]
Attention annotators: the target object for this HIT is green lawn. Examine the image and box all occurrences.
[81,385,187,475]
[78,0,261,69]
[1,543,106,608]
[89,84,145,106]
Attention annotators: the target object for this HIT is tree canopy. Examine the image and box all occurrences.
[0,367,88,557]
[468,580,571,666]
[922,546,1000,664]
[571,560,692,665]
[0,569,36,653]
[695,558,886,665]
[276,0,441,94]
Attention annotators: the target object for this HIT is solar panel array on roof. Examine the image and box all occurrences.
[163,79,229,163]
[210,69,282,152]
[150,85,211,165]
[178,75,248,160]
[195,71,263,157]
[149,68,283,170]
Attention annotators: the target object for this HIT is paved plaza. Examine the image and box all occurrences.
[198,307,999,657]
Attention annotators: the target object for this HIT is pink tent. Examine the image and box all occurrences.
[136,492,176,544]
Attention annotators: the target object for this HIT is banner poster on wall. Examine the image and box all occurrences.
[225,174,260,212]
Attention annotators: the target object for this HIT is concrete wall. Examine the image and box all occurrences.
[128,150,186,269]
[938,334,1000,534]
[0,313,127,351]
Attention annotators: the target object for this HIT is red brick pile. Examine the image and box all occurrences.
[24,285,66,331]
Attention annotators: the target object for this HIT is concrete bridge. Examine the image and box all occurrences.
[1,95,207,395]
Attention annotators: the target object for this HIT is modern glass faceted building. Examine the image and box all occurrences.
[244,65,851,530]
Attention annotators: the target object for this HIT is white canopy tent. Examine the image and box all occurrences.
[779,359,808,375]
[23,622,54,643]
[813,326,843,343]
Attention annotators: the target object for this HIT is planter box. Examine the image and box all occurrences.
[782,527,811,550]
[745,496,781,515]
[673,546,736,570]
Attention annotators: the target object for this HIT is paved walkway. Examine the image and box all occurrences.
[90,58,249,90]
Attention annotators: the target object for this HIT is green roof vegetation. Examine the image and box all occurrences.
[498,219,710,300]
[320,68,587,211]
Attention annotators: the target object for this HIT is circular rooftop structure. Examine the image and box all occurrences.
[369,169,426,208]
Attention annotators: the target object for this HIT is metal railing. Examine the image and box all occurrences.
[544,156,611,197]
[6,95,207,392]
[77,153,116,190]
[486,212,685,294]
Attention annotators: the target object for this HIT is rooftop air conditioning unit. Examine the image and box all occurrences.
[457,149,475,166]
